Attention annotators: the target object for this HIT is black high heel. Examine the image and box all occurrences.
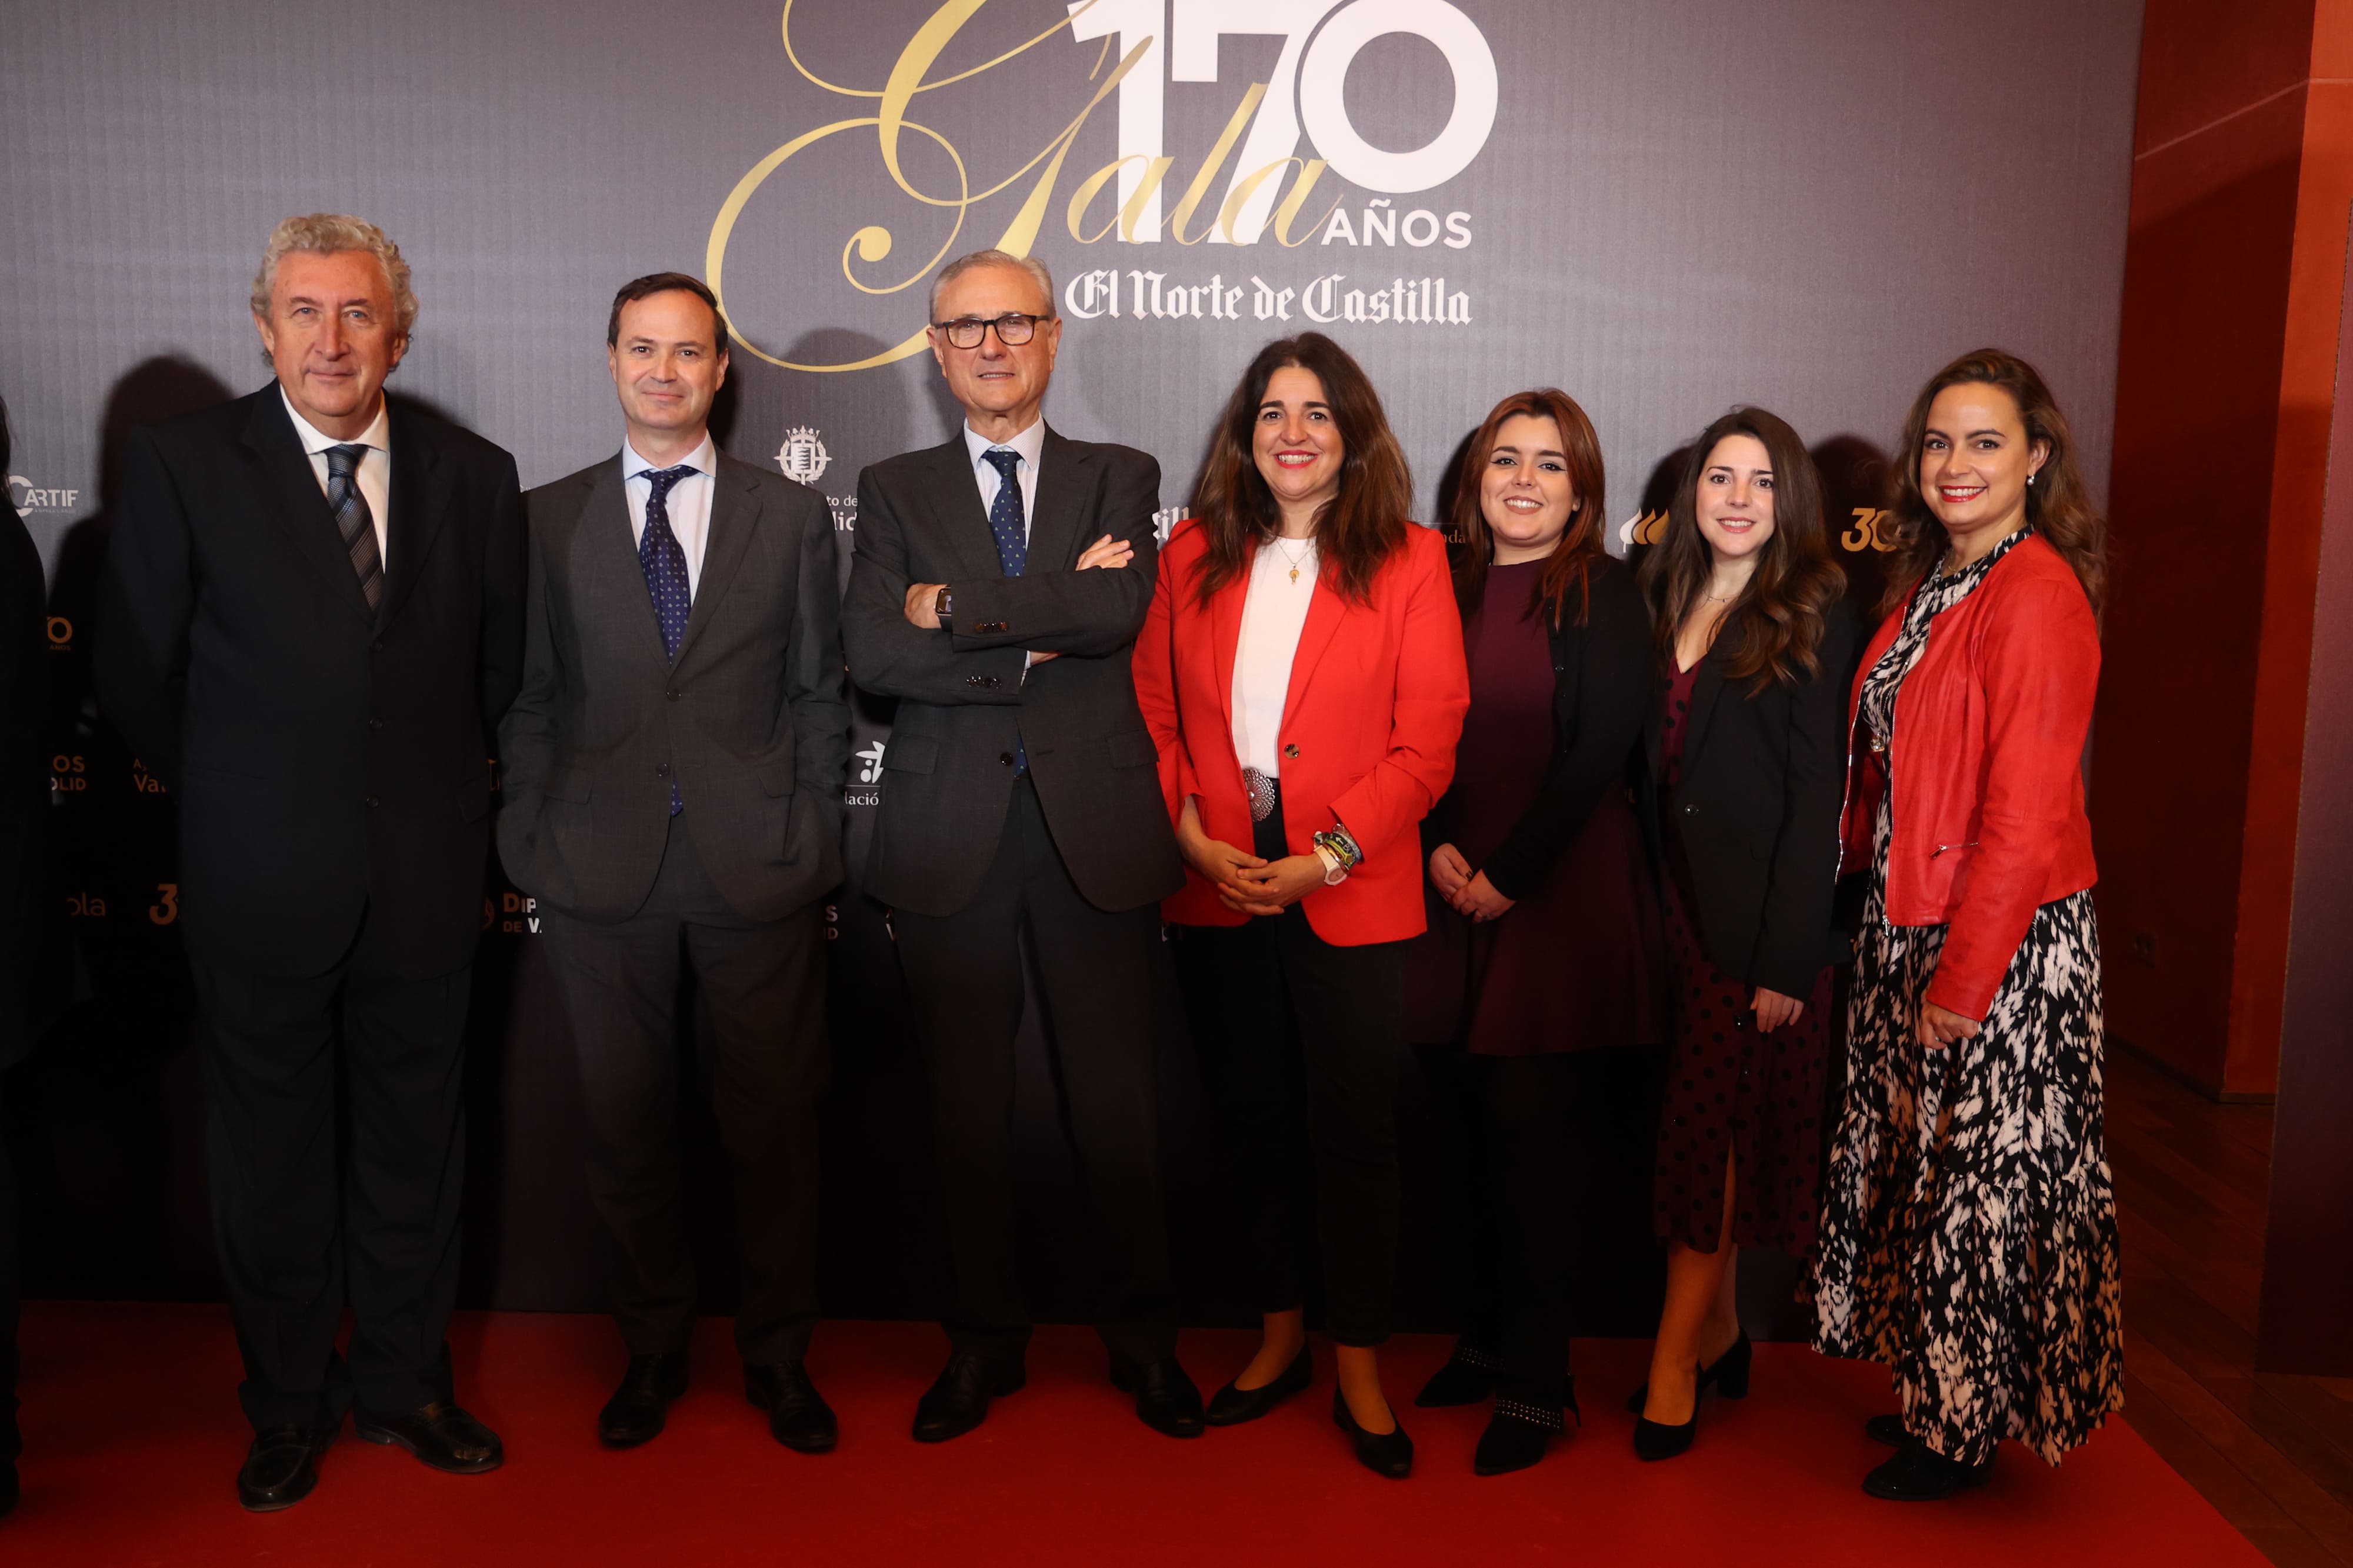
[1205,1346,1311,1427]
[1474,1376,1578,1477]
[1632,1410,1695,1462]
[1331,1387,1413,1478]
[1624,1330,1752,1412]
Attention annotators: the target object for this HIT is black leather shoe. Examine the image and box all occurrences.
[1109,1356,1205,1438]
[1863,1439,1994,1500]
[912,1354,1025,1443]
[1633,1412,1695,1462]
[236,1424,332,1512]
[355,1402,503,1474]
[1865,1413,1908,1447]
[1626,1330,1752,1413]
[1414,1344,1499,1408]
[599,1352,688,1448]
[1206,1347,1311,1427]
[1331,1387,1412,1478]
[745,1361,838,1453]
[1475,1378,1578,1477]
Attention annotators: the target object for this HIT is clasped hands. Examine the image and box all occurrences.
[1177,799,1325,917]
[902,532,1134,666]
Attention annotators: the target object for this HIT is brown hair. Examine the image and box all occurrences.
[606,271,729,349]
[1882,348,2107,622]
[1187,333,1412,607]
[1447,388,1611,628]
[1638,406,1845,690]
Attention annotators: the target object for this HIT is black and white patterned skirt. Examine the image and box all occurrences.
[1811,884,2125,1467]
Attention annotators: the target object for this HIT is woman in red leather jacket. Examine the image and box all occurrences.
[1810,349,2122,1502]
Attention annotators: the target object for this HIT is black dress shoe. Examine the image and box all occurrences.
[355,1402,504,1474]
[1414,1343,1499,1408]
[1331,1387,1412,1478]
[236,1424,332,1512]
[745,1361,838,1453]
[1206,1347,1311,1427]
[1109,1356,1205,1438]
[1475,1379,1578,1477]
[1865,1413,1908,1447]
[1,1458,15,1519]
[1862,1438,1994,1501]
[599,1352,689,1448]
[912,1354,1025,1443]
[1632,1412,1695,1462]
[1625,1330,1752,1413]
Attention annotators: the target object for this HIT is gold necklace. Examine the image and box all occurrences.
[1275,536,1315,583]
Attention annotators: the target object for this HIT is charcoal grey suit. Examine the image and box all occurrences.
[498,449,849,1364]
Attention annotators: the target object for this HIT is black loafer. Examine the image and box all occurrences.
[355,1402,504,1474]
[1206,1347,1311,1427]
[236,1423,333,1512]
[746,1361,838,1453]
[1332,1387,1412,1478]
[1862,1439,1994,1500]
[1414,1346,1499,1409]
[1111,1356,1205,1438]
[912,1353,1025,1443]
[599,1352,689,1447]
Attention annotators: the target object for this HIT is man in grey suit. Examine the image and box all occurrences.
[498,272,850,1454]
[844,249,1199,1442]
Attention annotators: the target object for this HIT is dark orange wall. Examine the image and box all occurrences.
[2098,0,2353,1095]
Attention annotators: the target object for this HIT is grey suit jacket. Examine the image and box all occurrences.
[842,426,1182,918]
[498,450,851,922]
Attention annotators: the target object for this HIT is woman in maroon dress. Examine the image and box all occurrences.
[1628,407,1853,1461]
[1405,389,1664,1474]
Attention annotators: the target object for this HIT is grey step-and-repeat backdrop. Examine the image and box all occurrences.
[1,0,2139,1333]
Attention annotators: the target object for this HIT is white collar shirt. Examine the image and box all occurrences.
[622,433,718,600]
[281,386,392,570]
[962,418,1045,545]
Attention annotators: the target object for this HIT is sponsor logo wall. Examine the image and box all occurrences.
[0,0,2140,1325]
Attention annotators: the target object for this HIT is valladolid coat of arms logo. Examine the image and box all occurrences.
[776,426,830,486]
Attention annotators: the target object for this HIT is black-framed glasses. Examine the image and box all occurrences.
[931,312,1049,349]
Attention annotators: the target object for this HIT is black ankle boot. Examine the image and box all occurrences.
[1474,1378,1577,1476]
[1414,1342,1500,1408]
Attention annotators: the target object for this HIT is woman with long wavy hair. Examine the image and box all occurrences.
[1627,407,1854,1462]
[1133,333,1468,1477]
[1811,350,2120,1500]
[1403,388,1665,1474]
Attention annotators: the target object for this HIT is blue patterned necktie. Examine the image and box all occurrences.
[638,463,694,814]
[325,444,382,612]
[981,448,1027,776]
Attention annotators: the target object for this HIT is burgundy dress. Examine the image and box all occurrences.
[1407,561,1664,1055]
[1652,660,1832,1256]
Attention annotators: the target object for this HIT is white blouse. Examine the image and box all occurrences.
[1230,536,1319,778]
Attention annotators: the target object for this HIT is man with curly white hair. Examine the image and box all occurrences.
[95,213,525,1510]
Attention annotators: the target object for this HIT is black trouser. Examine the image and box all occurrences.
[1172,796,1405,1348]
[892,776,1177,1365]
[539,815,829,1366]
[189,907,472,1432]
[1,1076,17,1474]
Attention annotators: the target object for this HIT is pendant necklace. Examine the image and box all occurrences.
[1276,536,1315,583]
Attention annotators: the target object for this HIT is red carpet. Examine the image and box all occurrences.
[2,1302,2261,1566]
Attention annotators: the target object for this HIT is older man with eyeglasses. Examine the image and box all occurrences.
[842,248,1199,1444]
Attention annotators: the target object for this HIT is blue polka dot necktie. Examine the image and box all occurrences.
[981,448,1027,776]
[325,444,382,612]
[638,463,694,815]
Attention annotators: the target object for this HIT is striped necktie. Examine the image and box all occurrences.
[325,443,382,611]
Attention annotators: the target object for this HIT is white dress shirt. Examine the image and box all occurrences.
[963,418,1044,543]
[622,434,718,600]
[1231,536,1319,778]
[281,386,391,569]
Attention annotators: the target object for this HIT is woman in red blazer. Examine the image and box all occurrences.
[1134,332,1467,1477]
[1810,350,2122,1502]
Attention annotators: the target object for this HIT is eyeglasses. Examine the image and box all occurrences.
[931,312,1049,349]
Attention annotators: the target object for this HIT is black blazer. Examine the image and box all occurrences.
[1458,555,1654,902]
[1644,599,1858,997]
[94,385,526,979]
[498,451,851,922]
[0,496,48,1067]
[842,427,1183,918]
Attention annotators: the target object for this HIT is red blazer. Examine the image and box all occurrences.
[1839,532,2099,1020]
[1134,520,1468,945]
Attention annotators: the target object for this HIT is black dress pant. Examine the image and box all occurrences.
[892,776,1176,1364]
[538,815,828,1366]
[188,905,472,1432]
[1172,797,1405,1348]
[1,1077,17,1475]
